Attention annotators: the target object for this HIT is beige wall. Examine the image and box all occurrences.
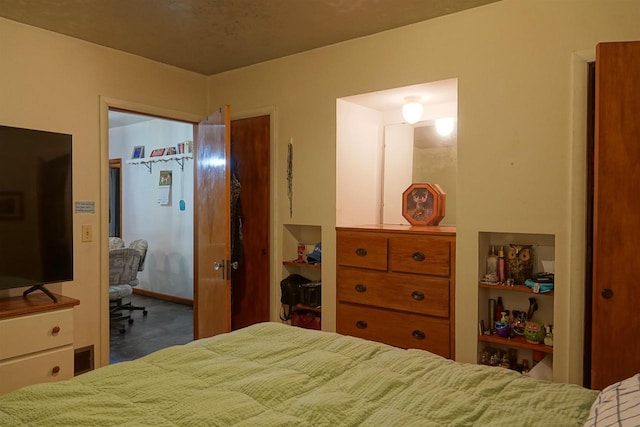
[206,0,640,384]
[0,17,207,367]
[2,0,640,384]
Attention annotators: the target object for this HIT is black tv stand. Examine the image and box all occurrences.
[23,284,58,302]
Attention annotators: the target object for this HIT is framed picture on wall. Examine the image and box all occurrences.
[132,145,145,159]
[0,192,23,220]
[150,148,166,157]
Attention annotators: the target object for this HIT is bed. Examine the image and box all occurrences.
[0,322,610,426]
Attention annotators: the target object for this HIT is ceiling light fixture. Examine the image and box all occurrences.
[435,117,455,137]
[402,97,423,124]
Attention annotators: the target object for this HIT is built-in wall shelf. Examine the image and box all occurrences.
[478,282,554,296]
[478,334,554,354]
[282,224,322,329]
[282,260,321,270]
[126,153,193,173]
[477,231,555,375]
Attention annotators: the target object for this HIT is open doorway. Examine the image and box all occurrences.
[105,107,273,363]
[108,109,195,362]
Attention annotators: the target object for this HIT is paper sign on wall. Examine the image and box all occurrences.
[157,170,172,205]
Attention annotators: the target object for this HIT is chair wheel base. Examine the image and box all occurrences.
[128,318,134,324]
[143,310,148,316]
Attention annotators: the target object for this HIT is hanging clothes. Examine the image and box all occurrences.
[230,155,243,270]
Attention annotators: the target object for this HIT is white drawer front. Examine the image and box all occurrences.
[0,346,74,394]
[0,309,74,360]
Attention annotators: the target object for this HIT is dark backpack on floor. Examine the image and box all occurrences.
[279,274,311,321]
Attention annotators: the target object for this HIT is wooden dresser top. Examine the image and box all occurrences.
[336,224,456,236]
[0,293,80,319]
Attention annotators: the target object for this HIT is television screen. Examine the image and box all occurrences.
[0,125,73,300]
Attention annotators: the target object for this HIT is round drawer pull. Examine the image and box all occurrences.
[412,252,426,262]
[52,366,61,375]
[355,248,368,257]
[601,288,613,299]
[411,291,425,301]
[355,284,367,293]
[412,330,426,340]
[52,326,61,335]
[356,320,368,329]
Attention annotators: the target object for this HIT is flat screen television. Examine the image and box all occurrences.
[0,125,73,302]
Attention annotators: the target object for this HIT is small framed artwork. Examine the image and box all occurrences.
[159,170,172,186]
[402,183,446,226]
[0,192,24,220]
[166,147,177,156]
[150,148,166,157]
[132,145,145,159]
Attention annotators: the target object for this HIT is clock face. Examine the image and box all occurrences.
[401,183,446,226]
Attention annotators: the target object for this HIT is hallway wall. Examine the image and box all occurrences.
[109,118,194,300]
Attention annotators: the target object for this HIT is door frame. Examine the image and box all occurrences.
[98,96,201,367]
[230,106,280,323]
[98,98,278,367]
[108,158,122,237]
[567,48,594,385]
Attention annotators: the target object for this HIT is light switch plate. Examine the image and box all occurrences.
[81,225,92,242]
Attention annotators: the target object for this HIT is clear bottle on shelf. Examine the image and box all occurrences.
[486,246,498,276]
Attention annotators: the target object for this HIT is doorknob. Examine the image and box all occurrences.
[601,288,614,299]
[213,260,228,279]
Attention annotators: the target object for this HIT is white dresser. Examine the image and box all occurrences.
[0,293,79,394]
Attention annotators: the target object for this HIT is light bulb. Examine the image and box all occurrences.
[402,97,423,124]
[435,117,455,136]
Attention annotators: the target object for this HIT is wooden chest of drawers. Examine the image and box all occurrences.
[336,225,455,358]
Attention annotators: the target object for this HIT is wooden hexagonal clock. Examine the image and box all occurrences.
[402,183,446,226]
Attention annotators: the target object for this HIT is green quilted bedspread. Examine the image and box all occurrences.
[0,322,597,426]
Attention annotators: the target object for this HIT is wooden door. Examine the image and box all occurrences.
[591,41,640,390]
[108,158,122,237]
[230,115,270,330]
[194,106,232,339]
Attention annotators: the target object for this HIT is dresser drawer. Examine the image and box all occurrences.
[0,346,74,395]
[0,309,74,360]
[337,302,450,358]
[337,231,388,270]
[337,267,450,317]
[389,236,451,277]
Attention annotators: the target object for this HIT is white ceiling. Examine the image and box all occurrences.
[0,0,499,76]
[344,79,458,113]
[109,111,158,129]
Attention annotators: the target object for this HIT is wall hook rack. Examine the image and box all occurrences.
[126,153,192,174]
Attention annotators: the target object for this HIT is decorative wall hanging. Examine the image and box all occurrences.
[157,170,172,205]
[287,138,293,218]
[0,192,23,220]
[401,183,446,226]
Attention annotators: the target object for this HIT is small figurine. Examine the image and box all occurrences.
[544,325,554,347]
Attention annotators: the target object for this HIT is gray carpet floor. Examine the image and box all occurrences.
[110,293,193,364]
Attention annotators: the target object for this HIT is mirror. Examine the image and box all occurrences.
[382,119,457,226]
